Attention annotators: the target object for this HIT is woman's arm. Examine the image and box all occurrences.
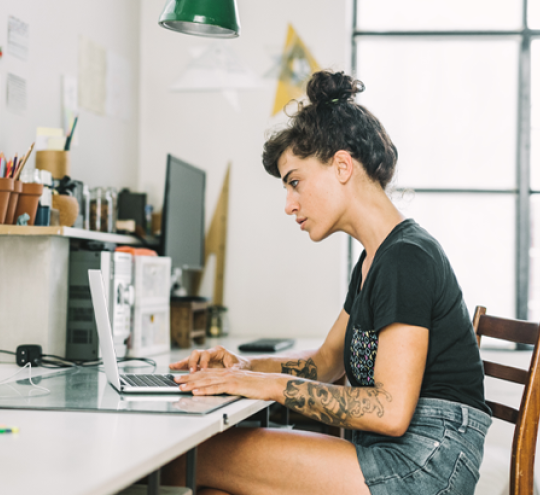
[170,309,350,384]
[248,309,349,383]
[276,323,429,436]
[175,322,429,437]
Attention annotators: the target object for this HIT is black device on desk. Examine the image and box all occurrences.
[238,339,295,353]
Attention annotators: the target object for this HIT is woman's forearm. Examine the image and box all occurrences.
[275,377,402,435]
[248,350,320,378]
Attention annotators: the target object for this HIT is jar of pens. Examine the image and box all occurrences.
[0,142,37,225]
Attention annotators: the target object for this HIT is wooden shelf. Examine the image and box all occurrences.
[0,225,142,245]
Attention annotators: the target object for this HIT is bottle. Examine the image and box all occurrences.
[82,185,90,230]
[89,187,102,231]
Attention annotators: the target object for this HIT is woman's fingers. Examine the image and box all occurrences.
[170,346,238,372]
[169,358,189,370]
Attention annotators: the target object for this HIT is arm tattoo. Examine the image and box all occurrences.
[283,379,392,428]
[281,358,318,380]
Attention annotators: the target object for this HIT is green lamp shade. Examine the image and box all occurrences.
[159,0,240,38]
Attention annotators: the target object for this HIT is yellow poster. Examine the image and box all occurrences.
[272,24,320,116]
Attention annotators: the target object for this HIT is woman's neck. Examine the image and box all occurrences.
[342,187,405,259]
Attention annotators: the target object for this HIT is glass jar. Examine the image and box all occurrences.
[206,306,229,337]
[82,185,90,230]
[105,187,118,233]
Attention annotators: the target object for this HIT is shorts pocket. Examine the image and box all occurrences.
[436,452,480,495]
[360,430,443,483]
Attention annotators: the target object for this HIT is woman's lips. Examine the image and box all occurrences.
[297,218,307,230]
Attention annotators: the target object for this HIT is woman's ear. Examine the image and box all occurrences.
[333,150,354,184]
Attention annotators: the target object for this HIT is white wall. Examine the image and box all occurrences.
[0,0,140,190]
[138,0,352,337]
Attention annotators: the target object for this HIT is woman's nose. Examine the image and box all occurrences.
[284,191,297,216]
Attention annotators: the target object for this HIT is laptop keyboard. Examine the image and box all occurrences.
[120,373,178,388]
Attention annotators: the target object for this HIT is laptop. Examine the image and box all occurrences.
[88,269,188,394]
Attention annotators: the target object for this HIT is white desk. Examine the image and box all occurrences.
[0,337,318,495]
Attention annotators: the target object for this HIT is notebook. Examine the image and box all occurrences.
[88,268,190,394]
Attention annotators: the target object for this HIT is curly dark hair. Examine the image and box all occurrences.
[262,70,398,189]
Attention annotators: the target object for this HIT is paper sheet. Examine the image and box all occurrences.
[6,73,26,114]
[78,36,106,115]
[106,51,132,121]
[170,42,264,112]
[7,16,29,61]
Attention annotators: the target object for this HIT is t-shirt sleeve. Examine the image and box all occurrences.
[344,252,364,314]
[370,243,436,333]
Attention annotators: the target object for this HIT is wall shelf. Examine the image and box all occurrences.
[0,226,142,245]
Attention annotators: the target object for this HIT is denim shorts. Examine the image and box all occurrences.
[351,398,492,495]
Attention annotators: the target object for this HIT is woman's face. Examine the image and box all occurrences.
[277,149,344,242]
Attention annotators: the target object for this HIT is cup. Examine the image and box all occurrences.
[14,183,44,226]
[5,180,22,225]
[0,178,14,224]
[35,150,70,180]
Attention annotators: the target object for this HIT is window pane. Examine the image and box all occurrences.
[531,40,540,190]
[356,38,519,189]
[529,0,540,28]
[351,193,515,315]
[530,195,540,321]
[357,0,523,31]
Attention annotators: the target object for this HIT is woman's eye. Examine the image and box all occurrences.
[290,180,299,188]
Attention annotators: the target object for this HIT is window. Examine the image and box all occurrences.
[352,0,537,323]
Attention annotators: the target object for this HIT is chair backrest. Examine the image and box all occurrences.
[473,306,540,495]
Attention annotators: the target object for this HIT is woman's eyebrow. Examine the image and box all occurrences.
[282,169,296,185]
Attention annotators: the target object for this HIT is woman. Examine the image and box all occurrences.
[163,70,491,495]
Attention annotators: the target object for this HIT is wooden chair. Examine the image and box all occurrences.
[473,306,540,495]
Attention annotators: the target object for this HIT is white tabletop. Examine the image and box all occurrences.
[0,337,299,495]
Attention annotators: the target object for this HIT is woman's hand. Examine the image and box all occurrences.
[169,345,251,373]
[174,368,286,401]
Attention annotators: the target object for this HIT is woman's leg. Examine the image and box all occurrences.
[161,427,370,495]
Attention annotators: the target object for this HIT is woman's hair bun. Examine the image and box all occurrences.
[306,70,365,105]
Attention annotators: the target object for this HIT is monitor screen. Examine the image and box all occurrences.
[160,154,205,271]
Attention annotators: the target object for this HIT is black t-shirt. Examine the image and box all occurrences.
[343,219,490,415]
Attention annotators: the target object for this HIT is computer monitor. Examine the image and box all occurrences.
[160,154,205,271]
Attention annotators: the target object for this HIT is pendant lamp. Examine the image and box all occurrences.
[159,0,241,38]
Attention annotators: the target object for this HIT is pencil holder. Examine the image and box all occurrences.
[0,178,14,224]
[5,180,22,225]
[14,183,43,226]
[35,150,70,180]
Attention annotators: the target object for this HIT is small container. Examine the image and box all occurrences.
[52,194,79,227]
[206,306,229,337]
[5,180,22,224]
[106,187,118,233]
[35,150,70,180]
[34,170,53,226]
[14,183,44,225]
[0,178,14,224]
[90,187,102,231]
[82,185,90,230]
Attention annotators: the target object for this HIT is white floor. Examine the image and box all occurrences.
[476,348,539,495]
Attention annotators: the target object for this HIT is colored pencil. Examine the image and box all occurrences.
[14,142,35,180]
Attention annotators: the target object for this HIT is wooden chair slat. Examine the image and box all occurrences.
[477,315,539,345]
[473,306,540,495]
[485,400,519,424]
[483,360,529,385]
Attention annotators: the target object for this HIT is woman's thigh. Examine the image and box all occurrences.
[162,427,370,495]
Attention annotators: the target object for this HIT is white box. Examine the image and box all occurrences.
[128,255,171,357]
[129,304,170,357]
[133,256,171,307]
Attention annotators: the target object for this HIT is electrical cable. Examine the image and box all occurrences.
[0,362,50,398]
